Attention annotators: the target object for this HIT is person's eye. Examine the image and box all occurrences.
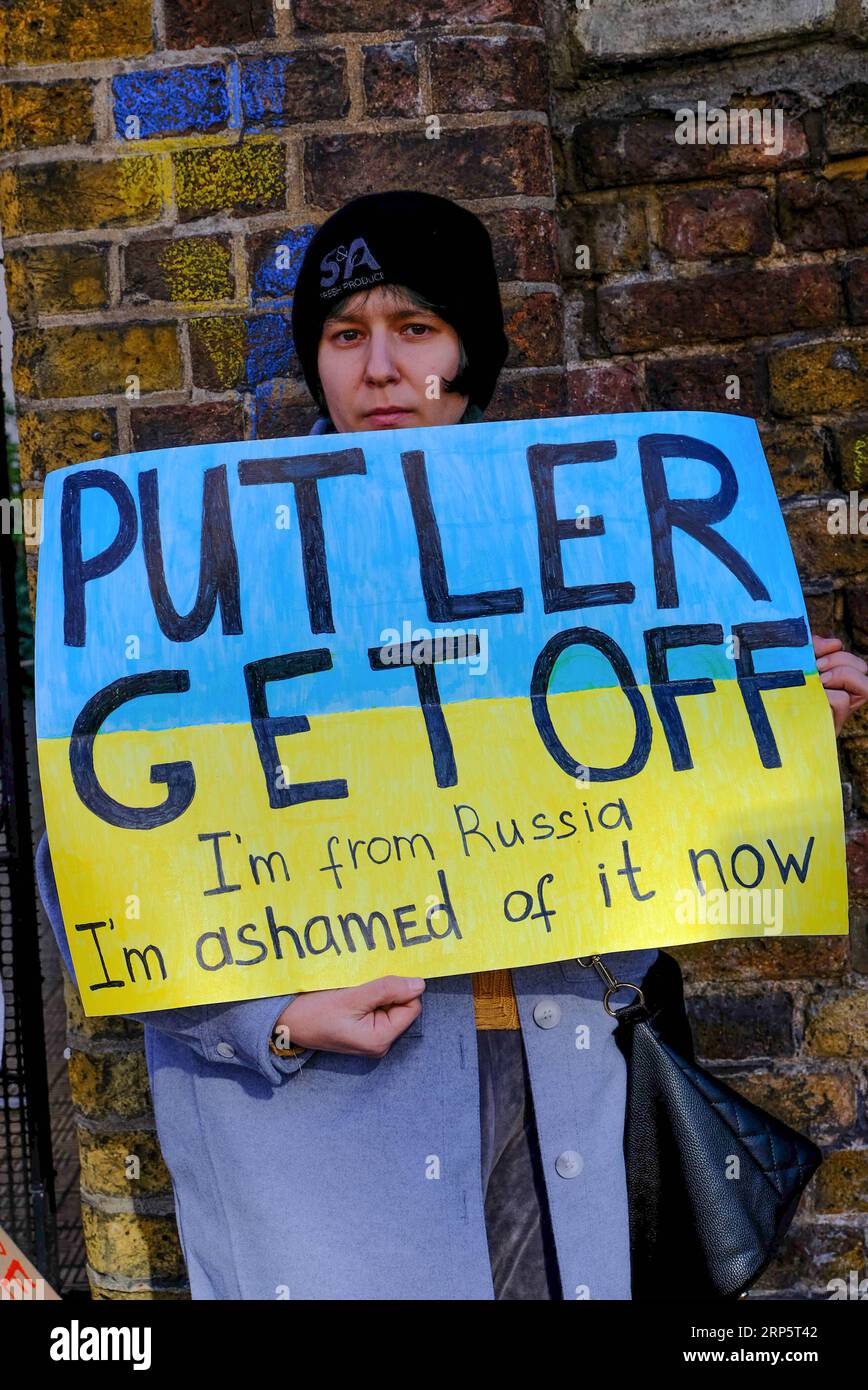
[332,328,361,343]
[402,322,433,337]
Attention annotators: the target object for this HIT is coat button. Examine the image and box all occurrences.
[555,1150,583,1179]
[216,1041,235,1058]
[533,998,562,1029]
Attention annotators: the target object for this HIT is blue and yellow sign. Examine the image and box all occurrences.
[35,412,848,1015]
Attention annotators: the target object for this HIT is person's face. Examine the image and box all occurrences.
[316,285,470,433]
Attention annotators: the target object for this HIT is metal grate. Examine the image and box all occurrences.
[0,361,61,1290]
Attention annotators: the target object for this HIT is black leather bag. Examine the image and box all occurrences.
[578,951,823,1301]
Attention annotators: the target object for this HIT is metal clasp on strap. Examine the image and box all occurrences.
[575,955,645,1017]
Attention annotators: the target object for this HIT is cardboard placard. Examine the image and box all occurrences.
[35,412,848,1015]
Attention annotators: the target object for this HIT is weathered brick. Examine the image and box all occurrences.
[188,316,244,391]
[673,935,848,983]
[293,0,543,31]
[659,186,773,259]
[599,265,840,353]
[363,43,420,118]
[189,313,294,390]
[67,1050,151,1121]
[687,991,795,1060]
[769,340,868,416]
[0,156,163,236]
[846,827,868,894]
[361,42,420,116]
[113,65,230,141]
[429,36,548,113]
[124,235,234,305]
[759,422,832,497]
[0,80,95,151]
[572,0,836,62]
[81,1206,185,1282]
[720,1070,855,1135]
[844,255,868,324]
[561,198,648,276]
[26,551,38,620]
[813,1149,868,1213]
[487,370,567,421]
[754,1224,863,1294]
[303,125,552,209]
[833,414,868,489]
[805,988,868,1057]
[842,737,868,813]
[248,225,315,303]
[0,0,152,66]
[568,288,595,364]
[131,401,244,452]
[13,323,182,399]
[63,973,145,1043]
[240,51,350,127]
[17,408,117,484]
[78,1129,172,1199]
[646,351,764,416]
[845,703,868,749]
[90,1283,190,1301]
[486,207,558,283]
[566,362,643,414]
[502,290,562,367]
[803,591,837,632]
[164,0,275,49]
[824,83,868,158]
[574,111,808,190]
[5,243,109,324]
[845,584,868,649]
[785,502,868,583]
[173,142,285,222]
[850,901,868,974]
[252,386,319,440]
[778,174,868,251]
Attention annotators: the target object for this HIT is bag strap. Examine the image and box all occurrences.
[575,955,647,1018]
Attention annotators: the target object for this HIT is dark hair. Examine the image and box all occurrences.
[314,282,471,413]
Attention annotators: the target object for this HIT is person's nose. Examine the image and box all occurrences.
[363,327,400,387]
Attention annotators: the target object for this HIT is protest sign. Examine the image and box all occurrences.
[35,411,847,1016]
[0,1224,61,1299]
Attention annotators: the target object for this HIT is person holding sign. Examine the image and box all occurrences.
[36,191,866,1301]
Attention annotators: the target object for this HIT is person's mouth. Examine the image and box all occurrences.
[364,406,414,426]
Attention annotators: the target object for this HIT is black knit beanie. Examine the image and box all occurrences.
[290,190,508,412]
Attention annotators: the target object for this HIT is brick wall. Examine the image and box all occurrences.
[0,0,864,1298]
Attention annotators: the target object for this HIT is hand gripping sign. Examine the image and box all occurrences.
[35,412,847,1016]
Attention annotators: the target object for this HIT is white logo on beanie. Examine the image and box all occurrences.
[319,237,383,294]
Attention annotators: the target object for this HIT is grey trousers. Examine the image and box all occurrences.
[477,1028,562,1300]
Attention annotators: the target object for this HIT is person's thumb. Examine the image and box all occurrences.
[355,975,426,1012]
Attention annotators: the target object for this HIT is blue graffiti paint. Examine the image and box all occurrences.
[225,59,242,130]
[239,55,301,130]
[244,313,296,387]
[252,225,316,302]
[113,64,230,140]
